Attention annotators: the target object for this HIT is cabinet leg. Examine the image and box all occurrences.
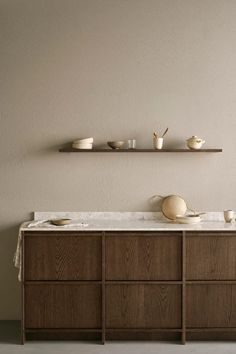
[21,330,25,345]
[102,234,106,345]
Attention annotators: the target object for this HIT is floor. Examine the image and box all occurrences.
[0,322,236,354]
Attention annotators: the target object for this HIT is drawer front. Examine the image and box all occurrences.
[186,284,236,328]
[106,233,181,280]
[106,284,181,328]
[186,234,236,280]
[25,284,101,328]
[24,233,101,280]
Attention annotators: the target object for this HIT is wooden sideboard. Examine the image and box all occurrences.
[21,231,236,344]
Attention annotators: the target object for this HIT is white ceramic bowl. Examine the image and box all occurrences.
[73,137,94,143]
[73,142,93,146]
[175,215,201,224]
[73,146,93,150]
[107,141,125,149]
[72,143,93,149]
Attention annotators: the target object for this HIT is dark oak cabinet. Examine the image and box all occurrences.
[186,234,236,280]
[22,230,236,344]
[186,284,236,328]
[25,283,101,328]
[106,284,182,328]
[106,234,181,280]
[24,233,102,280]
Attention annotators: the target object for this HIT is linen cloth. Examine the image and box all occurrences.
[14,220,88,281]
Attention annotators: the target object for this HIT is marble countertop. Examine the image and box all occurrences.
[21,217,236,232]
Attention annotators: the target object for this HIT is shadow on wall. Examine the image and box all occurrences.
[148,195,163,211]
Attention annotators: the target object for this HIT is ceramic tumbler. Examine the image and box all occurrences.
[153,137,164,150]
[224,210,234,223]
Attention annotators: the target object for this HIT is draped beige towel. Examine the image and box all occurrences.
[13,221,47,281]
[13,226,23,281]
[14,220,89,281]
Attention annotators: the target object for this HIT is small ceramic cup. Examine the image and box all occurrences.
[153,137,164,150]
[224,210,234,223]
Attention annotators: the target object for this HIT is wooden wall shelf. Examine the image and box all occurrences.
[59,148,222,153]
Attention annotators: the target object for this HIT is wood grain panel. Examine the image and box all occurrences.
[106,233,181,280]
[186,234,236,280]
[106,284,181,328]
[24,233,101,280]
[186,285,236,328]
[25,284,101,328]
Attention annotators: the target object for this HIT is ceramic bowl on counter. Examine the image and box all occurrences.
[174,214,202,224]
[50,218,71,226]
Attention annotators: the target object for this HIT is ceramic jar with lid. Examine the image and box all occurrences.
[186,136,205,150]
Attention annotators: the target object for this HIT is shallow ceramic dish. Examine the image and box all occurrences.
[51,218,71,226]
[174,215,201,224]
[107,141,125,149]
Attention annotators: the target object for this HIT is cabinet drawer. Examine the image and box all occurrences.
[25,284,101,328]
[186,284,236,328]
[106,233,181,280]
[24,233,101,280]
[186,234,236,280]
[106,284,181,328]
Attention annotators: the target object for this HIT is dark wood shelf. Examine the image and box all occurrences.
[59,148,222,153]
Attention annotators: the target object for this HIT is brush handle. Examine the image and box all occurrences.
[162,127,169,137]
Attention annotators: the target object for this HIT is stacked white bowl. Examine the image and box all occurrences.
[72,137,93,149]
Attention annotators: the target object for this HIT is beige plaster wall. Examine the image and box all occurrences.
[1,0,236,319]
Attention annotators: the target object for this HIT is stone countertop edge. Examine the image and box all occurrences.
[19,211,236,232]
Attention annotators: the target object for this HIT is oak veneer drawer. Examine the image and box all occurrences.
[24,233,101,280]
[25,284,101,328]
[186,234,236,280]
[106,284,182,328]
[186,284,236,328]
[106,233,182,280]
